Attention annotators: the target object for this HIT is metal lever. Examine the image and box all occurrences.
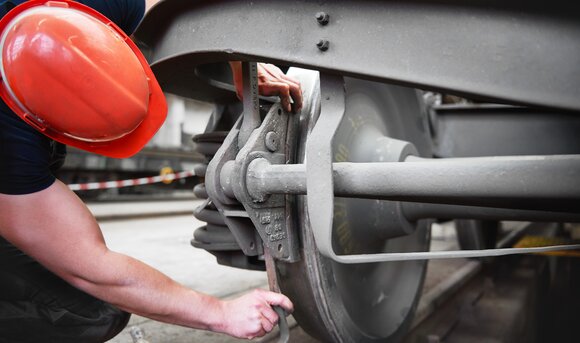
[238,62,260,149]
[264,249,290,343]
[273,306,289,343]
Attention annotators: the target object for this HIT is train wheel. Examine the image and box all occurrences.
[277,72,433,342]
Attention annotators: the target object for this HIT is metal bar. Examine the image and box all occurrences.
[264,249,290,343]
[429,104,580,158]
[305,73,347,265]
[136,0,580,111]
[325,244,580,263]
[246,155,580,213]
[245,161,580,222]
[237,62,260,148]
[246,163,306,196]
[402,203,580,223]
[332,156,580,208]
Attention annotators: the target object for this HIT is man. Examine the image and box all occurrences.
[0,0,301,342]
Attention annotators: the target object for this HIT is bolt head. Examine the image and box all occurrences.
[315,12,329,25]
[265,131,279,152]
[317,39,330,51]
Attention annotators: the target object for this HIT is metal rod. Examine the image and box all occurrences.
[237,62,260,149]
[402,203,580,223]
[246,155,580,213]
[264,248,290,343]
[247,163,306,195]
[332,156,580,207]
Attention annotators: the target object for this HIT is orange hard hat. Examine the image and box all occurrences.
[0,0,166,158]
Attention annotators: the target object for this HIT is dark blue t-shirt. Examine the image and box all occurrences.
[0,0,145,195]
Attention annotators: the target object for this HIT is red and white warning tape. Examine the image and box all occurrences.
[67,170,197,191]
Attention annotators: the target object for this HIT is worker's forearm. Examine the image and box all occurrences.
[64,250,225,332]
[0,181,228,333]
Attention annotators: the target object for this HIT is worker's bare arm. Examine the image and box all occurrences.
[0,180,292,338]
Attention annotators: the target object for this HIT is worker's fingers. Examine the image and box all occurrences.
[259,81,292,112]
[249,327,267,340]
[267,66,302,93]
[287,81,303,113]
[262,65,303,112]
[257,289,294,314]
[232,62,303,113]
[261,305,280,328]
[259,64,303,113]
[262,64,300,88]
[280,74,301,88]
[222,291,289,340]
[260,315,275,333]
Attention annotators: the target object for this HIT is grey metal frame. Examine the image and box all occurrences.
[428,105,580,158]
[205,62,301,262]
[136,0,580,111]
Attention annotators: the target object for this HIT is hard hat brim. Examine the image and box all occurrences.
[0,0,167,158]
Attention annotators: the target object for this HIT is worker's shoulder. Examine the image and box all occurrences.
[76,0,145,35]
[0,1,26,18]
[0,106,56,196]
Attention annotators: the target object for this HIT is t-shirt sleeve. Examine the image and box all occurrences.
[76,0,145,35]
[0,107,56,195]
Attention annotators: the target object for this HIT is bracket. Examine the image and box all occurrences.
[206,61,300,262]
[205,117,261,256]
[232,103,300,262]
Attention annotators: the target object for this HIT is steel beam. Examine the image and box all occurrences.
[243,161,580,222]
[429,104,580,158]
[136,0,580,111]
[237,62,260,148]
[243,155,580,214]
[402,203,580,223]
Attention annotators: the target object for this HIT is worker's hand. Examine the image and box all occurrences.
[230,62,303,113]
[215,288,293,340]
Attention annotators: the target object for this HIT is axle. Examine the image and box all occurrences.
[230,154,580,222]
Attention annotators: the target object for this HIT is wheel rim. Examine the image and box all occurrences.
[278,73,432,342]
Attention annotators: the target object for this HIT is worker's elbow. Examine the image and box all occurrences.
[57,250,127,294]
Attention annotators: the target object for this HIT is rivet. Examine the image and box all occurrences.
[317,39,330,51]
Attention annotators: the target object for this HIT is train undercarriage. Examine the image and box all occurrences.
[134,1,580,341]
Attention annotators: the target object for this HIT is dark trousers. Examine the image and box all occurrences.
[0,237,130,343]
